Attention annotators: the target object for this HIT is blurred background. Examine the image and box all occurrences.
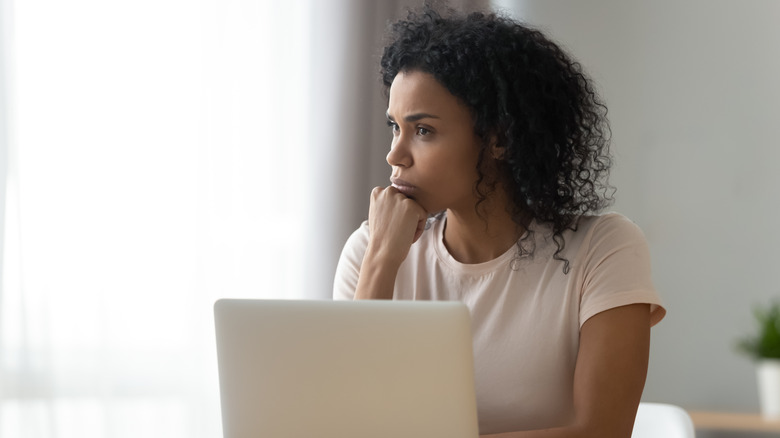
[1,0,778,436]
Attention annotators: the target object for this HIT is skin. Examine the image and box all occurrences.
[355,69,520,302]
[354,70,651,438]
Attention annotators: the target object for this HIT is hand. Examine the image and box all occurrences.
[366,185,428,266]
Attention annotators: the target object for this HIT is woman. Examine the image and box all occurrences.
[333,6,665,437]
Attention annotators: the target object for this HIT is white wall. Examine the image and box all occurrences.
[493,0,780,412]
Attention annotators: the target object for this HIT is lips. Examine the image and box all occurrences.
[390,177,417,197]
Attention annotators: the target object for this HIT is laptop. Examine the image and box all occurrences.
[214,299,479,438]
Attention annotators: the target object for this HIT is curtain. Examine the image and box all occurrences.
[0,0,487,436]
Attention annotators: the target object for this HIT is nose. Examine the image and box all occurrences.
[386,135,412,168]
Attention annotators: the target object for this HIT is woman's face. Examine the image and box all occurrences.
[386,70,483,215]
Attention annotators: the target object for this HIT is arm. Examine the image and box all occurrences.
[354,186,427,300]
[481,303,651,438]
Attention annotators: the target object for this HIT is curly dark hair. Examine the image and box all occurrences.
[380,6,613,273]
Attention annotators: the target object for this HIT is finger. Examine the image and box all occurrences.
[370,186,384,200]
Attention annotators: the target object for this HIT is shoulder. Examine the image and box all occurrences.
[333,221,370,300]
[344,220,370,253]
[569,213,665,326]
[566,212,648,255]
[339,220,371,267]
[565,212,651,269]
[577,212,644,236]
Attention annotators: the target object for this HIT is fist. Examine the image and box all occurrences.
[366,186,428,265]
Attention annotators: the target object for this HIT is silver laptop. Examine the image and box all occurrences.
[214,299,479,438]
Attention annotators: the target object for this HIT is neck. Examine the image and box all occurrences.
[443,191,524,264]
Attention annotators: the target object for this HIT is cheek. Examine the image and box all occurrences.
[433,161,479,195]
[452,150,482,181]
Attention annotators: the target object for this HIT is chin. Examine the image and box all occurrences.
[416,200,436,215]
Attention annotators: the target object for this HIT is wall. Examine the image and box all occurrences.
[493,0,780,413]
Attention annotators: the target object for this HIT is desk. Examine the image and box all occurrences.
[690,411,780,434]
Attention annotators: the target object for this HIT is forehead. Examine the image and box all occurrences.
[387,70,469,119]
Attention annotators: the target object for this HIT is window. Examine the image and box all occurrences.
[1,1,318,436]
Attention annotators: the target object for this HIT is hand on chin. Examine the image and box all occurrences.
[366,185,429,265]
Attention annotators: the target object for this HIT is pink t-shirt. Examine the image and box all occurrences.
[333,212,665,434]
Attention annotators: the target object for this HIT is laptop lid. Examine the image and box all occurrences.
[214,299,479,438]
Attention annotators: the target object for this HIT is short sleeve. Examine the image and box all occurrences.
[332,221,370,300]
[578,214,666,327]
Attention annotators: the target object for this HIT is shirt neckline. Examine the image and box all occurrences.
[430,215,520,276]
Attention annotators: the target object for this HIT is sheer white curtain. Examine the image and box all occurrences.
[0,1,313,436]
[0,0,487,436]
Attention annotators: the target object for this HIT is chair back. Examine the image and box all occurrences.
[631,402,696,438]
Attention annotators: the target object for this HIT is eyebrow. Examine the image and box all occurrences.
[386,111,441,122]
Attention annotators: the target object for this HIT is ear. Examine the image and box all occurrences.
[489,137,506,160]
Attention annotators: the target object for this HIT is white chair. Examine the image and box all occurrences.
[631,402,696,438]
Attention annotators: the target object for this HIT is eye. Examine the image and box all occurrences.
[386,120,399,134]
[416,127,431,136]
